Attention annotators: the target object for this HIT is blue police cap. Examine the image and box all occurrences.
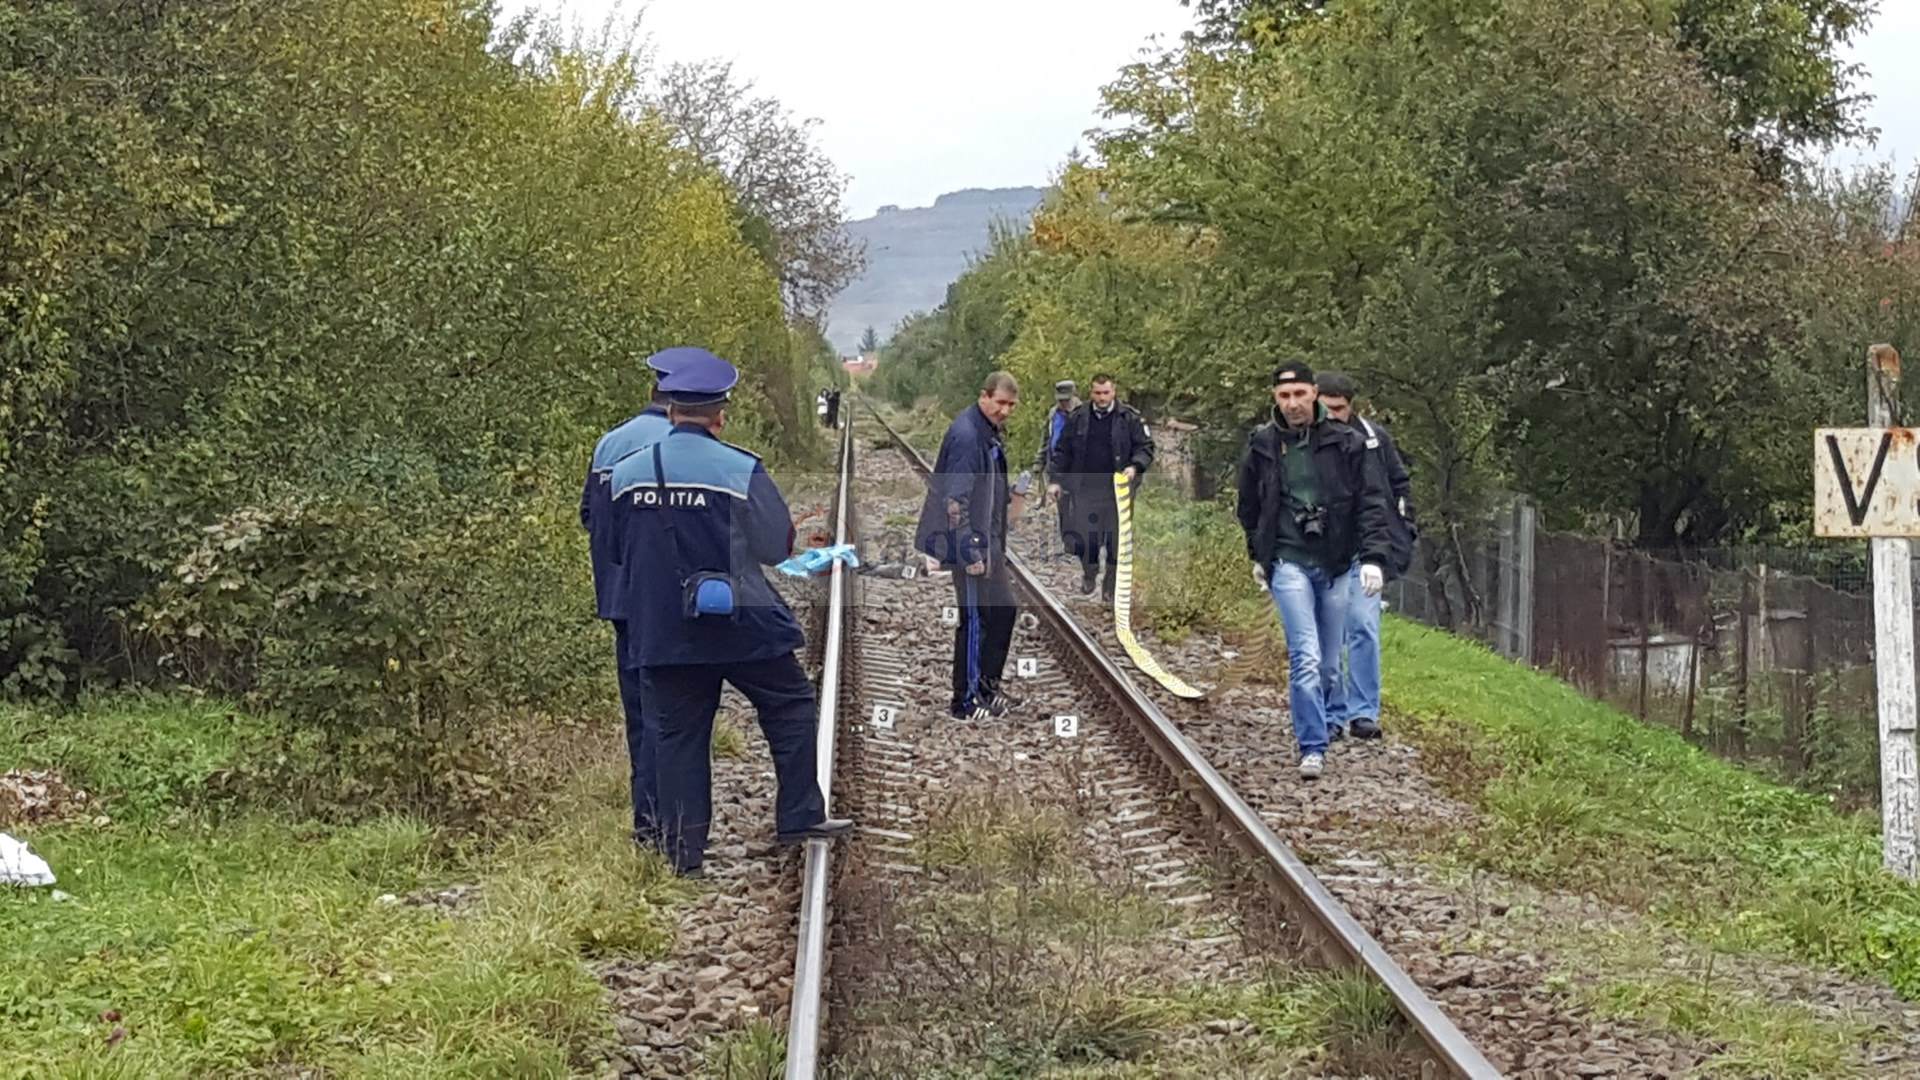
[658,350,740,406]
[645,346,712,378]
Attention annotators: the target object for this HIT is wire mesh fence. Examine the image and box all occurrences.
[1390,498,1886,805]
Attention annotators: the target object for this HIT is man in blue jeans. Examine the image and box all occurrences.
[1236,362,1395,779]
[1316,371,1418,742]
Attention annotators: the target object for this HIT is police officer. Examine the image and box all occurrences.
[581,346,700,847]
[610,350,851,876]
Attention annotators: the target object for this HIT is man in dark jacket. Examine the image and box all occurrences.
[916,371,1028,720]
[610,351,851,875]
[1316,371,1417,742]
[1048,374,1155,602]
[1034,380,1080,556]
[1237,362,1395,780]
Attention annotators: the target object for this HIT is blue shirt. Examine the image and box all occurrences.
[581,405,673,621]
[609,423,804,667]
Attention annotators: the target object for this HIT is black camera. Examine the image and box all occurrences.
[1294,504,1328,539]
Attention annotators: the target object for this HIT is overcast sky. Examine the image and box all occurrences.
[518,1,1918,218]
[1833,3,1920,178]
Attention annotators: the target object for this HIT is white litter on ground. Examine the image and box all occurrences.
[0,832,55,887]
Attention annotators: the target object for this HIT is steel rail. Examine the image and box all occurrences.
[865,400,1503,1080]
[783,410,855,1080]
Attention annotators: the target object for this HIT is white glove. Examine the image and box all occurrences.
[1359,563,1384,597]
[1252,561,1269,591]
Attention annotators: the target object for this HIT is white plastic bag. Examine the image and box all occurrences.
[0,832,55,887]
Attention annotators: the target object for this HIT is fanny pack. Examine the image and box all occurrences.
[653,442,736,622]
[683,571,736,619]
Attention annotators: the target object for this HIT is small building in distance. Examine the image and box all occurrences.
[842,351,878,376]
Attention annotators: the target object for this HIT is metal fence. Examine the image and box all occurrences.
[1389,499,1887,805]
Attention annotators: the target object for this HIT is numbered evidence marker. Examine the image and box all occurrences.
[941,606,959,627]
[1016,657,1039,678]
[1053,714,1080,738]
[871,704,898,730]
[902,564,918,579]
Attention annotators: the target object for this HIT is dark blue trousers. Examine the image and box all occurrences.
[613,621,657,839]
[640,651,827,873]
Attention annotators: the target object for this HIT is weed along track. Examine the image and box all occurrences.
[775,405,1500,1079]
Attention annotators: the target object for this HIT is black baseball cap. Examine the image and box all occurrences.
[1272,362,1315,387]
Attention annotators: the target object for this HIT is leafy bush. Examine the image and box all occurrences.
[0,0,826,809]
[131,475,605,810]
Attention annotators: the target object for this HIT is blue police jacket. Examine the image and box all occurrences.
[609,423,804,668]
[580,405,674,621]
[915,404,1009,568]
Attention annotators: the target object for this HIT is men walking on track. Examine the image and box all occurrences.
[1049,374,1154,602]
[1236,362,1395,780]
[611,349,851,877]
[917,371,1027,720]
[1316,371,1418,742]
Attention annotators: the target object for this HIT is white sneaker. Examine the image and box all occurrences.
[1299,753,1324,780]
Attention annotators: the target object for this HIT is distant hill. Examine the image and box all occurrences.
[825,186,1048,354]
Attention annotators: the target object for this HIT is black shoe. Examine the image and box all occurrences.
[984,681,1025,709]
[1328,724,1347,743]
[675,864,706,880]
[966,693,1012,721]
[1080,576,1098,596]
[778,818,854,845]
[1351,717,1383,740]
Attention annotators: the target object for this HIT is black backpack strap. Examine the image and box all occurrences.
[653,441,692,583]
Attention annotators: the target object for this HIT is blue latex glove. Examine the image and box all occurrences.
[775,543,861,577]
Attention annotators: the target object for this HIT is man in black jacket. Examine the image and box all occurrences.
[1034,380,1080,557]
[916,372,1029,719]
[1316,371,1417,742]
[1048,374,1154,602]
[1237,362,1395,780]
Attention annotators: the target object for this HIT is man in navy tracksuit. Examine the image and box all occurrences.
[609,351,851,876]
[581,347,701,847]
[917,371,1026,720]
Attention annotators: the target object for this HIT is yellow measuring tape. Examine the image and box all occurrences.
[1111,471,1206,699]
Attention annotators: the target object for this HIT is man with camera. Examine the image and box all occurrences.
[1236,363,1395,780]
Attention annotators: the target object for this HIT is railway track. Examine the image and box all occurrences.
[778,403,1501,1078]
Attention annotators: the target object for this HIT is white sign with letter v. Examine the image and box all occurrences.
[1814,428,1920,537]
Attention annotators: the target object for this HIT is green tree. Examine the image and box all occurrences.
[1177,0,1876,160]
[0,0,839,799]
[859,325,881,353]
[963,0,1899,550]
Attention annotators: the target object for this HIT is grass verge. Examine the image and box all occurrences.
[0,695,681,1077]
[1119,493,1920,1023]
[1382,619,1920,999]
